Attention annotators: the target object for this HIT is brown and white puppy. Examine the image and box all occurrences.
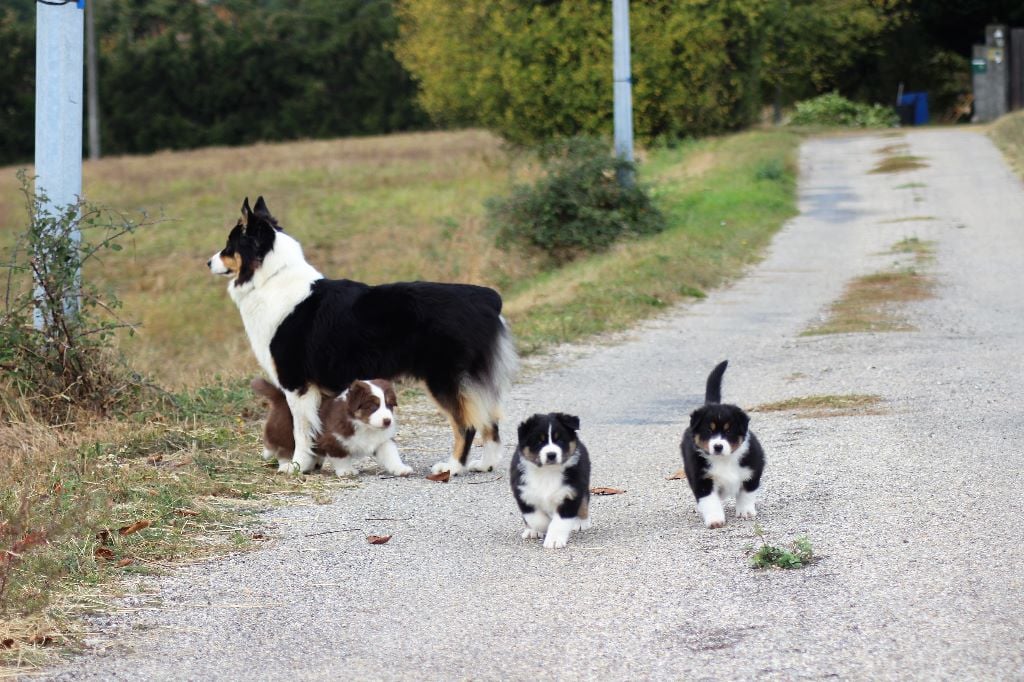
[251,377,411,477]
[316,379,411,477]
[509,413,591,549]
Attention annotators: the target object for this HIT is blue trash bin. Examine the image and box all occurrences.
[897,92,929,125]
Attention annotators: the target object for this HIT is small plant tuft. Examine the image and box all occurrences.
[487,136,666,266]
[789,92,898,128]
[748,523,815,569]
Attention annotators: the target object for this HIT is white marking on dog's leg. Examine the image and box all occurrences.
[736,488,758,519]
[327,456,358,478]
[285,389,322,473]
[430,458,465,476]
[261,447,275,461]
[521,511,550,540]
[542,514,575,549]
[697,493,726,529]
[374,440,412,477]
[467,439,503,472]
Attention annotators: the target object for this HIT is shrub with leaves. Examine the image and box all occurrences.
[789,92,898,128]
[0,170,160,423]
[487,137,666,266]
[749,523,815,569]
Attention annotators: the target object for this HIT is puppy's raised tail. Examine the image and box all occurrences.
[704,360,728,404]
[251,377,286,404]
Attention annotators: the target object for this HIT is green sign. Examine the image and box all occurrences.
[972,58,987,74]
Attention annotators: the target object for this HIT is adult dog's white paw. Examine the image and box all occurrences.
[466,458,493,473]
[430,458,465,476]
[291,450,318,474]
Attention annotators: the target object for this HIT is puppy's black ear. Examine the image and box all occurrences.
[553,412,580,433]
[735,410,750,434]
[253,196,270,217]
[517,415,541,444]
[689,408,705,431]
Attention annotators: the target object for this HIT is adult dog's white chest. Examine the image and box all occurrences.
[517,459,576,515]
[228,240,321,383]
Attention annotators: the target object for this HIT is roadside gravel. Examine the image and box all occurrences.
[44,129,1024,680]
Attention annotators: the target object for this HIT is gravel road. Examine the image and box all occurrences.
[44,129,1024,680]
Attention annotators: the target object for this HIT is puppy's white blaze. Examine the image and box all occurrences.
[365,382,394,429]
[708,435,732,455]
[208,252,230,275]
[538,423,564,465]
[705,434,753,500]
[696,493,726,528]
[542,515,574,549]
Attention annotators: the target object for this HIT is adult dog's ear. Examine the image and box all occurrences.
[240,197,252,226]
[553,412,580,433]
[253,196,270,217]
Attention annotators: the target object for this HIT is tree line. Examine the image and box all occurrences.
[1,0,1021,166]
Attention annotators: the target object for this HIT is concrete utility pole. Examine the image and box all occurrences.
[612,0,634,187]
[34,0,85,327]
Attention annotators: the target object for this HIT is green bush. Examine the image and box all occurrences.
[487,137,666,265]
[789,92,898,128]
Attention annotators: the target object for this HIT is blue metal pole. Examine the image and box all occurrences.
[612,0,634,186]
[34,0,85,328]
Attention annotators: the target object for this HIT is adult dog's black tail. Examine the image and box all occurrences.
[704,360,728,405]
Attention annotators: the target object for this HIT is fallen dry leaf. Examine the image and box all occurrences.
[146,454,163,464]
[1,638,14,649]
[96,529,111,545]
[118,520,152,536]
[174,508,200,517]
[590,487,626,495]
[116,558,134,568]
[28,634,55,646]
[426,471,451,483]
[94,547,115,560]
[251,532,269,541]
[173,455,193,467]
[666,469,687,480]
[367,535,392,545]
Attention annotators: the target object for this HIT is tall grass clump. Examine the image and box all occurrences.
[487,137,666,265]
[789,92,898,128]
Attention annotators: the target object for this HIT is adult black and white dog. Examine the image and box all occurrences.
[510,413,591,549]
[208,197,516,475]
[681,360,765,528]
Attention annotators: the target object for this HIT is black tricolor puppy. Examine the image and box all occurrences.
[681,360,765,528]
[510,413,591,549]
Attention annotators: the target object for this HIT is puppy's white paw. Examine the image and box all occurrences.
[431,458,465,476]
[574,517,592,532]
[387,463,414,477]
[736,509,757,520]
[466,458,493,473]
[705,517,726,529]
[543,533,569,549]
[333,466,358,478]
[261,447,275,462]
[521,528,542,540]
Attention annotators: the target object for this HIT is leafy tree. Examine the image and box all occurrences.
[394,0,907,145]
[0,10,35,164]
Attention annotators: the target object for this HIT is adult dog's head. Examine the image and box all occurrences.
[207,196,284,286]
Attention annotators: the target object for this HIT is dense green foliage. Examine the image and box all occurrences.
[487,137,665,265]
[789,92,899,127]
[395,0,907,145]
[0,0,427,163]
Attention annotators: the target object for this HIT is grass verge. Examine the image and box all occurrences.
[803,238,935,335]
[990,110,1024,177]
[752,393,884,418]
